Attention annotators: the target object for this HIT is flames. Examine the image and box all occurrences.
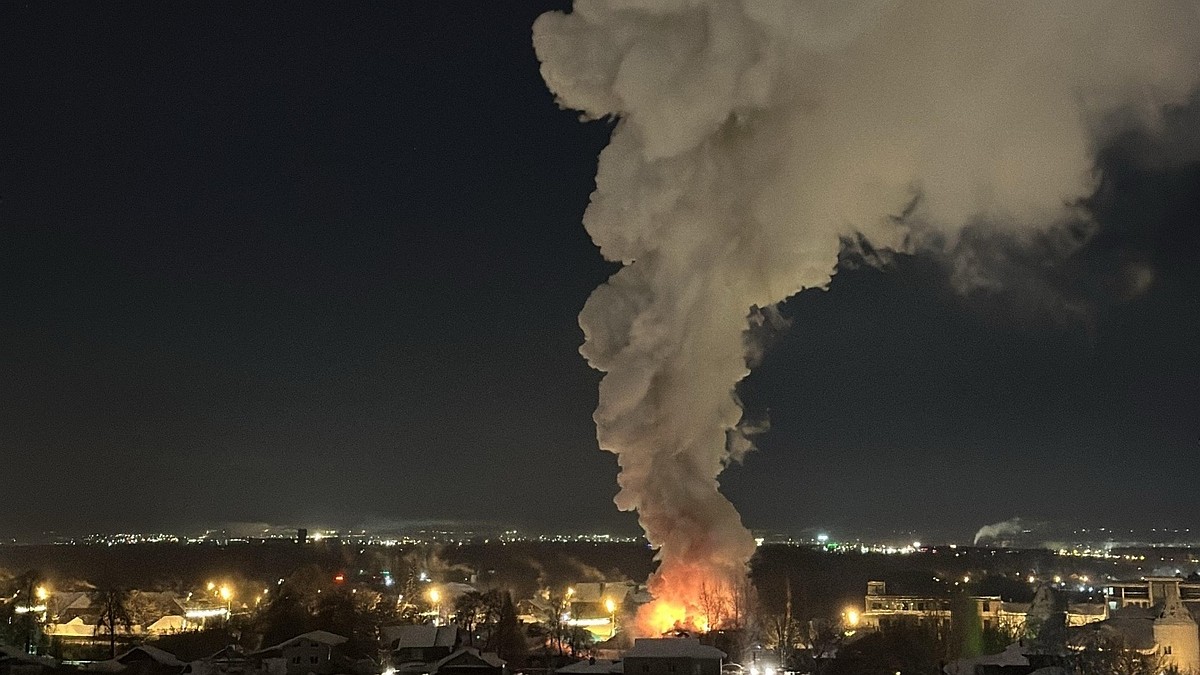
[637,598,710,636]
[633,564,747,636]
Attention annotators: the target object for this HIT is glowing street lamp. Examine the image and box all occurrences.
[35,586,49,602]
[843,608,860,629]
[604,598,616,638]
[219,585,233,617]
[428,588,441,625]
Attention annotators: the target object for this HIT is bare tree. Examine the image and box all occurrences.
[729,578,757,631]
[92,587,134,659]
[763,579,800,668]
[1068,633,1170,675]
[698,582,731,630]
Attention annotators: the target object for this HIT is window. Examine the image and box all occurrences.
[311,657,319,664]
[668,666,677,673]
[982,602,990,612]
[1164,646,1173,655]
[291,657,300,665]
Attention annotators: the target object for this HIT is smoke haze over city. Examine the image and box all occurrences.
[3,1,1198,547]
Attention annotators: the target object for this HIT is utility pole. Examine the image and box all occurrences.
[23,572,40,655]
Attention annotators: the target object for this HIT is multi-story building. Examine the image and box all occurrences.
[1069,578,1199,673]
[1102,576,1200,613]
[858,581,1106,634]
[859,581,1026,633]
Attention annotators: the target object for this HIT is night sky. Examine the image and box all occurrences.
[4,2,1197,541]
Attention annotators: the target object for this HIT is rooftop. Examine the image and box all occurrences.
[624,639,725,660]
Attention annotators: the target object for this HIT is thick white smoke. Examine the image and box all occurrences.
[533,0,1200,634]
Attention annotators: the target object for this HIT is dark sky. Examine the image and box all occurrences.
[4,2,1197,542]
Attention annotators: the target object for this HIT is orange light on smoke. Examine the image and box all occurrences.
[638,599,709,636]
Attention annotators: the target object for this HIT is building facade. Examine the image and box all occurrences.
[858,581,1106,635]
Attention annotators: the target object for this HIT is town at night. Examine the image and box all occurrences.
[4,2,1198,674]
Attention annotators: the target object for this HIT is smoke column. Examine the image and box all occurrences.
[533,1,1200,635]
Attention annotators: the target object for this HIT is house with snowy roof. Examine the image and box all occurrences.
[425,648,506,675]
[183,645,254,675]
[383,625,463,672]
[83,646,186,675]
[0,644,58,675]
[622,638,723,675]
[253,630,348,675]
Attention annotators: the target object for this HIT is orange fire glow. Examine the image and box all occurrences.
[637,598,710,636]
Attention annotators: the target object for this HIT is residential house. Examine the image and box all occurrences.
[426,648,506,675]
[0,645,57,675]
[253,631,348,675]
[184,646,258,675]
[383,625,463,674]
[622,639,724,675]
[85,646,187,675]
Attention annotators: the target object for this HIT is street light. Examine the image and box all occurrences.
[35,586,49,602]
[428,588,441,625]
[605,598,616,638]
[219,585,233,617]
[843,608,860,629]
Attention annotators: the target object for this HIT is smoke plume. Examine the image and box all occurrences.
[534,0,1200,635]
[973,517,1028,546]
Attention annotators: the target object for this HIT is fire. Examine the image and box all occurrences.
[634,564,745,636]
[638,598,710,636]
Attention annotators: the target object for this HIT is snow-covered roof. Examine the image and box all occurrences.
[570,583,635,604]
[624,639,724,660]
[47,616,100,637]
[0,644,58,667]
[201,645,248,662]
[429,647,505,672]
[118,645,186,667]
[557,659,623,674]
[441,583,478,598]
[1067,617,1157,652]
[146,615,187,631]
[84,645,186,671]
[385,624,459,650]
[943,644,1028,675]
[258,630,348,653]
